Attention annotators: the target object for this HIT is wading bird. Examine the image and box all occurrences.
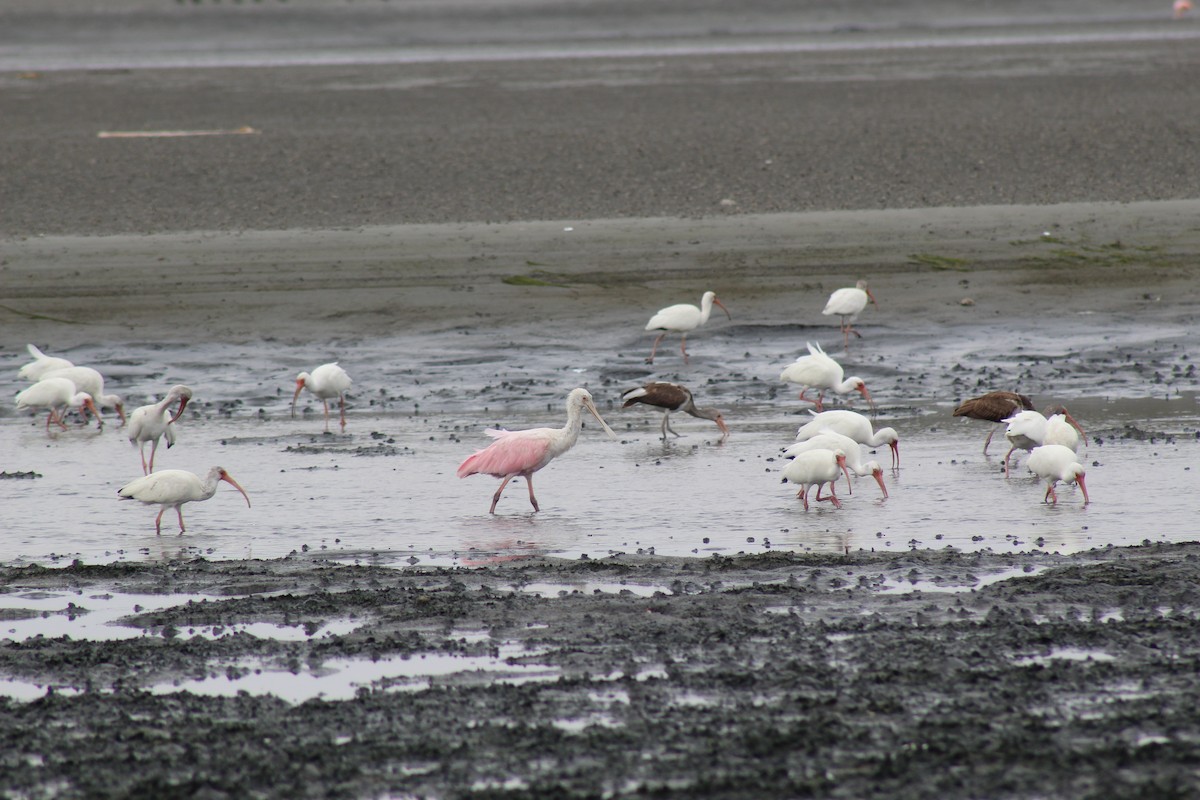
[14,377,101,432]
[953,390,1035,454]
[644,291,730,364]
[16,344,74,382]
[126,385,193,474]
[620,381,729,440]
[782,448,852,510]
[1002,406,1086,475]
[457,388,616,514]
[822,279,878,350]
[795,409,899,468]
[291,362,352,431]
[782,431,888,498]
[1026,444,1089,506]
[118,466,251,535]
[779,341,875,412]
[42,366,126,425]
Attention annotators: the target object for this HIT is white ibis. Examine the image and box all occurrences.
[620,381,729,440]
[126,385,193,474]
[118,466,251,535]
[291,363,352,431]
[778,341,875,413]
[14,377,101,432]
[644,291,730,364]
[1026,445,1089,506]
[1002,406,1085,475]
[795,409,899,468]
[457,388,617,514]
[17,344,74,381]
[42,366,126,425]
[782,431,888,498]
[781,449,852,510]
[952,390,1035,454]
[822,279,878,350]
[1044,411,1088,452]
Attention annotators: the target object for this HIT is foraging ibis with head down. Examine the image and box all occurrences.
[620,381,729,440]
[643,291,730,364]
[118,466,251,535]
[457,388,617,514]
[952,390,1034,454]
[822,279,878,350]
[1002,406,1086,476]
[1026,444,1089,506]
[782,431,888,498]
[126,385,193,474]
[782,448,852,510]
[779,341,875,413]
[795,409,899,468]
[292,362,352,431]
[15,377,101,433]
[42,366,126,425]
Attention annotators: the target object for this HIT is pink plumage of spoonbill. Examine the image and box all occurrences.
[795,409,899,469]
[291,362,352,431]
[457,388,617,514]
[781,448,853,510]
[779,341,875,413]
[782,431,888,498]
[1026,444,1089,506]
[126,385,193,474]
[644,291,730,364]
[822,279,878,350]
[118,466,251,535]
[14,377,101,433]
[16,344,73,381]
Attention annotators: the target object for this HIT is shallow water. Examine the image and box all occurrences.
[2,313,1196,567]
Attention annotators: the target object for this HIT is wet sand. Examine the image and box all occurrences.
[4,1,1200,797]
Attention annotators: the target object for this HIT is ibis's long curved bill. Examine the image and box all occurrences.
[220,472,252,508]
[582,397,618,440]
[290,381,304,418]
[168,395,190,424]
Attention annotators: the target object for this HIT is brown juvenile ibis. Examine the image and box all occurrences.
[620,381,730,440]
[952,390,1034,454]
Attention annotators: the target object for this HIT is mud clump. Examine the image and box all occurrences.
[1,544,1198,798]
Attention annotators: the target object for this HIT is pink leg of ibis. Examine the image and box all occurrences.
[176,507,187,534]
[154,508,166,535]
[982,428,996,455]
[796,486,810,511]
[815,482,842,509]
[338,394,347,430]
[646,333,667,364]
[679,334,689,364]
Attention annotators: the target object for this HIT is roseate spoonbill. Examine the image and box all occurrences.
[782,431,887,498]
[42,366,126,425]
[779,341,875,413]
[1026,445,1089,506]
[953,390,1034,454]
[1175,0,1192,19]
[14,377,101,432]
[16,344,73,381]
[126,385,193,474]
[457,388,617,514]
[118,466,251,535]
[822,279,878,350]
[781,449,852,510]
[1002,406,1085,475]
[292,362,352,431]
[795,409,899,468]
[644,291,730,364]
[620,381,729,440]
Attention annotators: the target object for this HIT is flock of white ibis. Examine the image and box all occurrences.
[12,277,1090,526]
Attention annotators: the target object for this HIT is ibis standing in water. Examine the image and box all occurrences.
[782,431,888,498]
[1026,444,1089,506]
[822,279,878,350]
[643,291,730,364]
[620,381,729,440]
[1002,406,1086,475]
[782,449,853,510]
[126,385,193,474]
[779,341,875,413]
[457,388,617,514]
[292,362,352,431]
[953,390,1034,454]
[118,466,251,534]
[795,409,900,468]
[15,377,101,433]
[42,366,126,425]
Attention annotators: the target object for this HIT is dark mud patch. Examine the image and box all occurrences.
[3,544,1200,798]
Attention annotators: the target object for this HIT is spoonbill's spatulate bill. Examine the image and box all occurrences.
[620,381,729,439]
[126,384,193,474]
[291,362,352,431]
[644,291,730,364]
[118,466,251,535]
[457,388,616,514]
